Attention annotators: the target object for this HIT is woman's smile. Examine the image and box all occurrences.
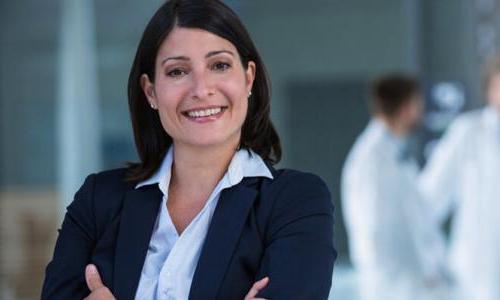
[181,105,228,123]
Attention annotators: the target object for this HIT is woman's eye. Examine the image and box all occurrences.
[166,68,187,77]
[212,62,231,71]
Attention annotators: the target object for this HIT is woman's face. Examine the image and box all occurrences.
[141,27,256,150]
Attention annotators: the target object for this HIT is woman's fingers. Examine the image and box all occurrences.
[85,264,105,292]
[84,264,116,299]
[244,277,269,300]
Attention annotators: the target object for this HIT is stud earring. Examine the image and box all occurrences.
[248,91,252,99]
[150,103,156,110]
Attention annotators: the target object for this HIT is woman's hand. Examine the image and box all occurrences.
[83,263,267,300]
[244,277,269,300]
[84,264,116,300]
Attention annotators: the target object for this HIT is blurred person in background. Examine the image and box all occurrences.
[41,0,336,299]
[419,55,500,300]
[342,74,447,300]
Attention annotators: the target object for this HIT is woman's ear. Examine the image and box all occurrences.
[140,74,158,109]
[245,61,256,95]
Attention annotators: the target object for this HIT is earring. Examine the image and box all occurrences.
[150,103,156,110]
[248,91,252,99]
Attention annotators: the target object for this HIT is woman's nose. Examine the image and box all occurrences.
[189,69,215,100]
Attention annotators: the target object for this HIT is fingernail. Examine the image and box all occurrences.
[87,264,97,274]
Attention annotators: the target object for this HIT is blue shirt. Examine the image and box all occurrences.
[134,147,273,300]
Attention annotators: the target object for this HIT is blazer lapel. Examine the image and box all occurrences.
[113,186,163,300]
[189,179,258,300]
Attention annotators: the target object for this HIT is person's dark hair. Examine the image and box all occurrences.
[370,74,421,118]
[126,0,281,183]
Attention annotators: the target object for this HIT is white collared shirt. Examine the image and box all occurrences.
[134,147,273,300]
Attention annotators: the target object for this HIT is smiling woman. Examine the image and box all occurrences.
[140,27,254,151]
[41,1,336,299]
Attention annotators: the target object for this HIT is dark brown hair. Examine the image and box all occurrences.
[126,0,281,183]
[370,73,421,118]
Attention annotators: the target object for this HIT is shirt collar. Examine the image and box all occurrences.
[369,119,409,159]
[369,119,405,145]
[226,148,273,185]
[134,146,173,194]
[135,146,273,191]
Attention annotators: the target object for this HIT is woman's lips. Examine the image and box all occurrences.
[182,106,228,123]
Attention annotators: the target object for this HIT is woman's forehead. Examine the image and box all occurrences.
[156,27,238,59]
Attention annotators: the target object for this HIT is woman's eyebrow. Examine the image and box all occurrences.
[161,50,234,65]
[206,50,235,58]
[161,55,189,65]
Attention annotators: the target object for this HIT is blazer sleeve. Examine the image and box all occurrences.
[41,174,97,300]
[256,171,336,299]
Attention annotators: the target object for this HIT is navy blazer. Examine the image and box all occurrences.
[42,166,336,299]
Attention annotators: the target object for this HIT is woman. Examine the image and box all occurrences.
[42,1,336,299]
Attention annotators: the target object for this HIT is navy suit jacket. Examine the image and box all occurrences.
[42,167,336,299]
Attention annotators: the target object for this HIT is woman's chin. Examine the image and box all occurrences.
[174,136,238,150]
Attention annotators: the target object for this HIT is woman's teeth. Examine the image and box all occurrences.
[186,107,223,118]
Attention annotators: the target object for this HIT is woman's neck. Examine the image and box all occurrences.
[170,141,238,201]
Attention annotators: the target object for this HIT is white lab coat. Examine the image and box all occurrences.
[419,106,500,300]
[342,120,446,300]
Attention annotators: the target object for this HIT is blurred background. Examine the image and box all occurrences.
[0,0,499,299]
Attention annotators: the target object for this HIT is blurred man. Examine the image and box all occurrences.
[342,74,447,300]
[419,56,500,300]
